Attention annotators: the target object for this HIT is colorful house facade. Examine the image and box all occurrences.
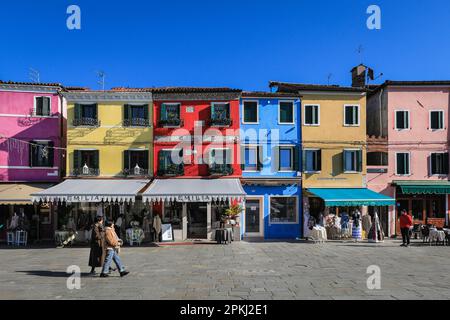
[0,81,64,241]
[239,92,302,239]
[146,87,245,241]
[367,81,450,235]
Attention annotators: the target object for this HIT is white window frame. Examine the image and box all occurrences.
[33,96,52,117]
[278,100,295,125]
[303,148,321,173]
[395,152,411,176]
[303,104,320,126]
[343,104,360,127]
[429,110,445,131]
[278,145,295,172]
[268,195,299,225]
[394,110,410,131]
[242,144,259,172]
[242,100,259,124]
[429,151,449,177]
[343,148,361,173]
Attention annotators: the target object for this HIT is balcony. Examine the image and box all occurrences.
[209,164,234,176]
[210,118,232,127]
[71,167,100,177]
[123,118,150,127]
[159,119,183,128]
[73,118,100,127]
[158,164,184,177]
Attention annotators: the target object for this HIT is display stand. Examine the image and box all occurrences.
[7,232,15,245]
[15,230,27,246]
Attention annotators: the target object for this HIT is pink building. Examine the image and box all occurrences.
[367,81,450,236]
[0,81,65,241]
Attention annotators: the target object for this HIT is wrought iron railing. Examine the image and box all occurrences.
[123,168,149,176]
[210,118,232,127]
[209,164,234,176]
[73,118,100,127]
[157,164,184,176]
[123,118,150,127]
[71,168,100,176]
[159,118,183,127]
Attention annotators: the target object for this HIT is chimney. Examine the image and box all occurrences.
[351,64,367,87]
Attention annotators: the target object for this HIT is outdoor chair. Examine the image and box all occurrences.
[412,224,422,239]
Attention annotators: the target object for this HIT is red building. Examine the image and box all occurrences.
[148,87,245,241]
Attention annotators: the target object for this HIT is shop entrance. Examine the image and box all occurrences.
[244,198,263,237]
[187,202,207,239]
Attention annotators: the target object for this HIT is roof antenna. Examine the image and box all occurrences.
[29,68,40,83]
[96,70,105,91]
[327,73,333,85]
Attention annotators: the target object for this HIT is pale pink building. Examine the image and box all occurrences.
[367,81,450,236]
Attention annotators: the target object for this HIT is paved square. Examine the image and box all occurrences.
[0,240,449,300]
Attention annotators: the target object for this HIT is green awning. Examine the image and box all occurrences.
[307,188,395,207]
[394,180,450,194]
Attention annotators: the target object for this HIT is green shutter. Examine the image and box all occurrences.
[93,150,99,169]
[124,104,130,121]
[293,145,300,171]
[73,150,81,170]
[240,145,246,170]
[211,104,215,120]
[43,97,50,116]
[357,150,363,172]
[29,141,34,167]
[302,150,307,172]
[161,104,167,121]
[317,150,322,171]
[74,104,81,120]
[143,150,149,170]
[143,104,149,120]
[93,104,98,120]
[124,150,130,170]
[48,142,54,167]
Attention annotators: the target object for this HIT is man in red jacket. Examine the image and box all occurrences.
[399,209,413,247]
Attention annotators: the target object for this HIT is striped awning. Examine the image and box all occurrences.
[394,180,450,195]
[0,183,55,205]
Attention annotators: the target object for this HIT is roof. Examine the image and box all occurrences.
[31,179,150,203]
[393,180,450,195]
[307,188,395,207]
[0,183,55,204]
[269,81,366,93]
[0,80,62,88]
[368,80,450,95]
[241,91,301,98]
[142,178,246,203]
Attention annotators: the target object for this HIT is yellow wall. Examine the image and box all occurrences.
[66,102,153,177]
[302,93,367,188]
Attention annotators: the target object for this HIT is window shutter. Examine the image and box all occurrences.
[405,154,410,174]
[143,150,149,170]
[444,153,449,174]
[211,104,215,120]
[93,104,98,120]
[431,154,436,175]
[240,145,246,170]
[93,150,99,169]
[124,150,130,170]
[74,104,81,120]
[354,107,359,125]
[124,104,130,121]
[357,150,362,172]
[143,104,149,120]
[73,150,80,170]
[317,150,322,171]
[345,107,352,125]
[158,151,166,172]
[302,150,307,172]
[226,103,230,118]
[48,141,54,167]
[160,104,167,121]
[343,150,348,171]
[29,141,34,167]
[293,145,300,171]
[43,97,50,116]
[257,145,264,171]
[273,146,280,171]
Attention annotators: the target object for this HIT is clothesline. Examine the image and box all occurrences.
[0,135,67,150]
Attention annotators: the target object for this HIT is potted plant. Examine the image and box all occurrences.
[221,204,243,226]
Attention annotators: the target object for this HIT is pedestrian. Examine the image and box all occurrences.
[100,221,129,278]
[115,214,124,239]
[88,215,105,275]
[399,209,413,247]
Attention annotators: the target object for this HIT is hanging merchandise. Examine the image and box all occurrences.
[351,209,362,240]
[368,210,384,243]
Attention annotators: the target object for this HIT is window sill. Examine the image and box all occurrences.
[394,128,411,131]
[343,171,362,174]
[242,121,259,125]
[303,124,320,127]
[343,124,360,127]
[269,221,299,225]
[278,122,295,125]
[395,174,412,177]
[304,171,321,174]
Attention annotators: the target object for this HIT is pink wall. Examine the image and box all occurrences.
[0,89,62,182]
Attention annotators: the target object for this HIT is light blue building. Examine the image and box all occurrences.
[239,92,302,239]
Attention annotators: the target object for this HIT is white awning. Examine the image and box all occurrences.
[31,179,150,203]
[142,179,246,203]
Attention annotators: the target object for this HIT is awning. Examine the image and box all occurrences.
[31,179,150,203]
[307,188,395,207]
[0,183,55,205]
[393,180,450,195]
[143,179,246,203]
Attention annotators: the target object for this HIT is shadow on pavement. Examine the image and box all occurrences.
[16,270,92,278]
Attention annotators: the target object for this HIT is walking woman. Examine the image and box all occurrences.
[89,215,105,275]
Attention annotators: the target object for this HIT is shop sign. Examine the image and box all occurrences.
[63,195,103,202]
[161,224,174,242]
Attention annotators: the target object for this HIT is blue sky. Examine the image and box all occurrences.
[1,0,449,90]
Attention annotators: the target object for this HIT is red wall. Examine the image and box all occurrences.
[153,99,241,178]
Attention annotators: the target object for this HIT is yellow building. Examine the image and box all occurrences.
[64,90,153,178]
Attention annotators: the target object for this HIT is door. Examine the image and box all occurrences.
[244,198,263,237]
[187,202,207,239]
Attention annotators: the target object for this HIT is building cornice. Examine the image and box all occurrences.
[63,91,152,102]
[0,84,60,93]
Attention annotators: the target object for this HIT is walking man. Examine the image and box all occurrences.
[100,221,129,278]
[89,215,105,275]
[399,209,413,247]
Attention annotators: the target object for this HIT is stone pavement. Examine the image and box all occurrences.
[0,240,449,300]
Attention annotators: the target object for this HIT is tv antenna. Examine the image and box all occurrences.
[96,70,105,91]
[327,73,333,85]
[29,68,40,83]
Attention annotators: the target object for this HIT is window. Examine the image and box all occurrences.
[210,148,233,175]
[343,150,362,172]
[124,104,149,126]
[160,103,181,126]
[270,197,297,223]
[279,146,294,171]
[243,146,259,171]
[158,149,183,176]
[304,105,319,125]
[430,111,444,130]
[395,111,409,130]
[304,149,321,172]
[344,105,359,126]
[124,150,149,175]
[73,150,99,176]
[163,202,182,229]
[30,141,54,167]
[73,104,99,126]
[243,101,258,123]
[34,97,51,116]
[211,103,231,126]
[279,101,294,124]
[367,152,388,166]
[396,153,410,175]
[430,152,449,175]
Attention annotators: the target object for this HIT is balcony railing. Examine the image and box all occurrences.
[158,164,184,177]
[210,118,232,127]
[209,164,233,176]
[159,118,183,127]
[71,167,100,176]
[73,118,100,127]
[123,118,150,127]
[123,167,149,176]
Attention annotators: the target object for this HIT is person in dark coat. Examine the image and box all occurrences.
[89,215,105,275]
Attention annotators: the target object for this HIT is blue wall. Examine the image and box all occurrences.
[240,96,302,239]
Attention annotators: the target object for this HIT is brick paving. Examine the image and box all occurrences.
[0,240,449,300]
